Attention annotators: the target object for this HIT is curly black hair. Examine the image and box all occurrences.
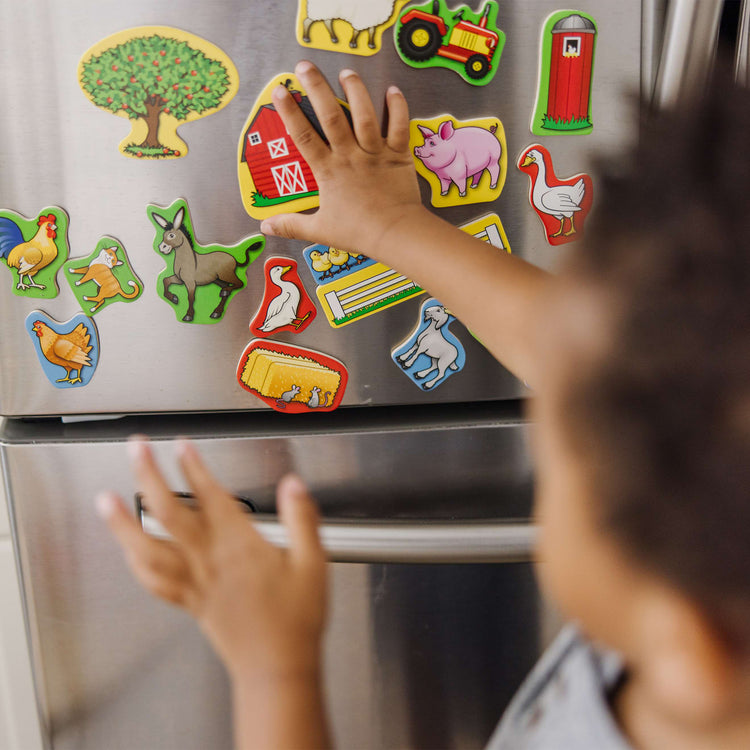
[562,68,750,651]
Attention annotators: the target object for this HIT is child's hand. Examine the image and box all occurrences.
[96,438,327,684]
[260,61,426,261]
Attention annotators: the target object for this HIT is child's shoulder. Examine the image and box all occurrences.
[486,625,632,750]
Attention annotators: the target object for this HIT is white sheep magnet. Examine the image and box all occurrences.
[296,0,409,56]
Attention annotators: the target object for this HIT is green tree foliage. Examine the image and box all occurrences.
[80,34,230,152]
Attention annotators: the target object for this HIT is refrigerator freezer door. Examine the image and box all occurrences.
[0,0,643,416]
[1,406,541,749]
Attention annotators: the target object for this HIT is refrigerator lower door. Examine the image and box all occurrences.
[1,405,543,750]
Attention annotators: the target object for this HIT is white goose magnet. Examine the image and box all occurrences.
[250,256,316,337]
[517,144,593,246]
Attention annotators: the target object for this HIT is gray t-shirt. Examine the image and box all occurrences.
[486,626,633,749]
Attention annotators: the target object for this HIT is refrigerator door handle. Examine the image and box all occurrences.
[736,0,750,85]
[141,511,535,563]
[652,0,724,108]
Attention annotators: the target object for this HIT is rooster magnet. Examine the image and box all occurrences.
[517,144,593,245]
[25,311,100,388]
[0,207,69,299]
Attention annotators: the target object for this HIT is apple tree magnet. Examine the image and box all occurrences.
[530,11,597,135]
[411,115,506,208]
[0,207,69,299]
[78,26,239,159]
[394,0,505,86]
[25,311,100,388]
[297,0,409,56]
[147,199,264,324]
[517,144,593,246]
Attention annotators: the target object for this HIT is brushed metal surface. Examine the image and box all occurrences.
[2,409,539,749]
[142,511,537,563]
[0,0,643,416]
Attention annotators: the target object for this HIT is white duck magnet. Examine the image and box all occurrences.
[517,144,593,246]
[249,256,316,337]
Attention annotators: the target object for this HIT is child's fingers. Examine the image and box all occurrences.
[97,492,193,607]
[271,83,331,168]
[129,437,204,547]
[277,475,325,572]
[339,69,382,154]
[385,86,410,154]
[261,211,316,241]
[295,60,356,151]
[175,440,246,530]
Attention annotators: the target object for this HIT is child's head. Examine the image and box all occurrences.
[529,71,750,722]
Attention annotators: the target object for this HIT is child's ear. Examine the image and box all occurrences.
[635,585,735,722]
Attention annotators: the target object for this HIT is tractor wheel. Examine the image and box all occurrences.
[465,54,490,80]
[397,20,441,62]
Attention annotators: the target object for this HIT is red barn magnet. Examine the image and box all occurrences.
[530,11,597,135]
[237,73,351,220]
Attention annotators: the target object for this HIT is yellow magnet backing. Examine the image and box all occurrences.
[78,26,239,159]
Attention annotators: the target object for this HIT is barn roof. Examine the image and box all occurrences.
[552,14,596,32]
[243,94,352,149]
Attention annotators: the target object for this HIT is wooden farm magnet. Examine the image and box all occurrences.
[530,11,597,135]
[517,144,593,246]
[0,207,69,299]
[147,199,264,324]
[392,298,465,390]
[64,238,142,315]
[25,311,100,388]
[78,26,239,159]
[238,73,351,220]
[237,339,348,413]
[394,0,505,86]
[297,0,409,56]
[411,115,507,208]
[250,256,316,337]
[302,244,423,328]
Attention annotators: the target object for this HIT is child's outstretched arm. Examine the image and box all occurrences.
[261,61,551,386]
[97,438,330,750]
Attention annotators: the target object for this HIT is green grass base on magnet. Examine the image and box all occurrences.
[332,285,423,326]
[124,144,181,158]
[540,115,592,132]
[252,190,319,207]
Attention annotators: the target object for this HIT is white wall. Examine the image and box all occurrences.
[0,422,44,750]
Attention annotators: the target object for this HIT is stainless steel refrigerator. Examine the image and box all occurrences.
[0,1,715,748]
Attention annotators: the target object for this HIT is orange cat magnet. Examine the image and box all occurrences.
[64,238,142,315]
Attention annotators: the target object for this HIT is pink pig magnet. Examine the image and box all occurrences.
[410,115,507,208]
